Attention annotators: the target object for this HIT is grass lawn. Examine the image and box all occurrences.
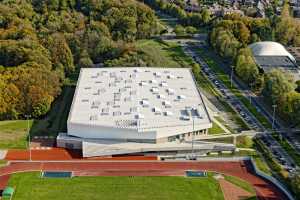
[0,86,75,149]
[236,135,254,149]
[0,120,33,149]
[29,86,74,137]
[7,172,224,200]
[252,155,272,175]
[0,159,7,167]
[208,121,225,135]
[135,39,194,68]
[224,175,256,195]
[203,136,234,144]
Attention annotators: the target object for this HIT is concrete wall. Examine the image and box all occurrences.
[68,122,157,140]
[249,158,295,200]
[68,122,210,143]
[56,137,82,149]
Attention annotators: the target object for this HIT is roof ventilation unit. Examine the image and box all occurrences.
[167,88,175,95]
[158,94,166,99]
[124,97,132,102]
[140,81,148,86]
[167,74,175,79]
[164,111,173,116]
[135,113,145,119]
[150,79,158,84]
[130,107,138,113]
[130,74,137,79]
[153,107,162,114]
[113,111,122,116]
[181,116,190,121]
[134,68,141,73]
[151,87,159,93]
[154,72,161,77]
[178,95,186,100]
[141,100,150,107]
[160,82,168,87]
[163,100,171,108]
[89,115,98,121]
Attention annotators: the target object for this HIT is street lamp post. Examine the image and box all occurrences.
[191,116,195,156]
[230,65,234,88]
[25,114,31,161]
[249,82,254,105]
[272,104,277,130]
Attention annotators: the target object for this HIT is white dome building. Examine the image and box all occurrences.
[249,41,300,81]
[249,41,296,63]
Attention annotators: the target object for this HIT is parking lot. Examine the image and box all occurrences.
[259,134,296,172]
[182,43,263,132]
[180,41,297,171]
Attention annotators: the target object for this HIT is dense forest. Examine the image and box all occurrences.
[143,0,212,28]
[0,0,160,119]
[209,3,300,125]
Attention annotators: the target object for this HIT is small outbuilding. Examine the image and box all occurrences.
[2,186,14,199]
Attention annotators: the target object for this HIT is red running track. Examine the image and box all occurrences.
[5,149,157,161]
[0,160,288,200]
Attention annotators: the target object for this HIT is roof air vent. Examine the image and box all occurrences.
[167,74,175,79]
[141,100,150,107]
[167,88,175,95]
[135,113,144,119]
[164,111,173,116]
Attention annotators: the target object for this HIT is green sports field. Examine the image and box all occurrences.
[7,172,224,200]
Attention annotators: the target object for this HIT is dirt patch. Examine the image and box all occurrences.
[219,178,253,200]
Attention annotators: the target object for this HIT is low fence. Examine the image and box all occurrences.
[249,158,295,200]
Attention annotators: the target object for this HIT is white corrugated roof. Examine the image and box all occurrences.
[68,67,211,132]
[249,41,296,63]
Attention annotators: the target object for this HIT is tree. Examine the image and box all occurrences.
[201,8,211,25]
[296,80,300,93]
[281,91,300,124]
[235,48,259,83]
[290,170,300,197]
[235,22,250,44]
[43,33,75,74]
[186,26,197,35]
[79,50,93,68]
[28,86,54,118]
[174,25,185,36]
[263,69,296,104]
[274,3,298,45]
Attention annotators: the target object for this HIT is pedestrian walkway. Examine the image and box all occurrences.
[219,178,252,200]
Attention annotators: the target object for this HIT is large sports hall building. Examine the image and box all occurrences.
[57,67,234,157]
